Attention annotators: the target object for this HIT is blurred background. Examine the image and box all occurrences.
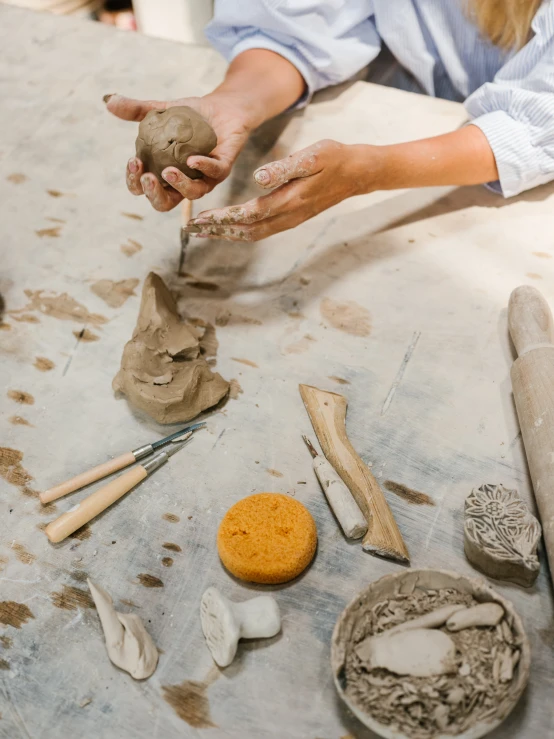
[2,0,213,43]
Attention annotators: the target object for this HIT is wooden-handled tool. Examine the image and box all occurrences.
[44,434,192,544]
[40,422,204,504]
[299,384,409,563]
[178,199,192,275]
[303,436,367,539]
[509,285,554,587]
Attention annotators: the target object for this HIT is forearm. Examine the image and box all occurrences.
[208,49,306,130]
[354,125,499,193]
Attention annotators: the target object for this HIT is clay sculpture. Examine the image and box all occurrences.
[88,579,158,679]
[136,106,217,183]
[113,272,229,423]
[464,483,541,587]
[200,587,281,667]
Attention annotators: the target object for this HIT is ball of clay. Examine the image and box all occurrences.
[135,106,217,183]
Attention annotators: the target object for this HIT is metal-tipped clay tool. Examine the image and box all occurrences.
[302,435,367,540]
[44,434,192,544]
[178,199,192,275]
[40,422,205,504]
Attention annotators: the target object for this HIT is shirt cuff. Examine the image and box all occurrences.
[227,34,315,110]
[468,111,541,198]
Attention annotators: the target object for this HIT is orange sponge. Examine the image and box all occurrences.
[217,493,318,584]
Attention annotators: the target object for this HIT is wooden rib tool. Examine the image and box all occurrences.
[509,285,554,588]
[299,384,409,563]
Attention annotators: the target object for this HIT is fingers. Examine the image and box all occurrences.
[253,144,323,189]
[140,173,182,212]
[161,168,211,200]
[186,155,229,182]
[191,196,273,227]
[126,157,144,195]
[105,94,168,122]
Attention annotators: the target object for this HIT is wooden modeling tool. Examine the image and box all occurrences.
[40,422,205,504]
[44,433,192,544]
[302,435,367,540]
[299,384,410,563]
[178,198,192,275]
[508,285,554,588]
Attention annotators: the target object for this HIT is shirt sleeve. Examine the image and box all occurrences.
[205,0,381,107]
[464,2,554,198]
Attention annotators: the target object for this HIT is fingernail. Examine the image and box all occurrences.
[163,171,177,184]
[194,233,212,239]
[192,218,210,225]
[254,169,270,185]
[128,158,138,174]
[103,93,116,104]
[142,176,154,191]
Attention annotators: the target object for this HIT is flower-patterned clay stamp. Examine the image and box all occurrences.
[464,483,541,587]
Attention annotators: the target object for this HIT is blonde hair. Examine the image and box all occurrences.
[468,0,542,50]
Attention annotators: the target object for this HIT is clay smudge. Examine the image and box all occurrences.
[533,251,551,259]
[0,556,8,572]
[46,217,66,224]
[162,557,174,567]
[36,522,48,531]
[284,334,316,355]
[12,290,108,326]
[163,513,180,523]
[46,189,68,198]
[384,480,435,506]
[121,212,144,221]
[162,678,217,728]
[36,226,62,238]
[320,297,371,337]
[0,659,9,670]
[22,487,40,499]
[10,542,36,565]
[34,356,55,372]
[162,542,182,552]
[328,376,350,385]
[51,585,95,611]
[70,570,89,583]
[38,500,57,515]
[186,280,220,292]
[7,173,27,184]
[12,314,40,324]
[231,357,258,368]
[137,574,164,588]
[0,636,12,648]
[69,524,92,541]
[7,390,34,405]
[73,328,100,342]
[0,321,11,330]
[215,312,262,327]
[229,379,243,399]
[0,601,35,628]
[267,468,284,478]
[120,599,140,609]
[526,273,542,280]
[0,447,33,488]
[121,238,143,257]
[9,416,33,427]
[91,278,140,308]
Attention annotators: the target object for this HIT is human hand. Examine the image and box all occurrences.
[106,92,254,211]
[185,140,368,240]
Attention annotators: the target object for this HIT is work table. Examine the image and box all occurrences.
[0,6,553,738]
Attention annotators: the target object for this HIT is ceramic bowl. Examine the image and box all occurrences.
[331,569,530,739]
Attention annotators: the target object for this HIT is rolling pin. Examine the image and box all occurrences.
[509,285,554,587]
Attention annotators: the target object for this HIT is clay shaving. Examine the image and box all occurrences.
[113,272,229,424]
[344,588,524,738]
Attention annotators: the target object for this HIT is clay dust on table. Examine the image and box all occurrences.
[69,524,92,541]
[320,297,371,337]
[90,278,139,308]
[266,468,284,478]
[121,212,143,221]
[215,312,262,327]
[12,314,40,324]
[35,226,62,238]
[6,173,27,184]
[11,290,107,326]
[0,601,35,628]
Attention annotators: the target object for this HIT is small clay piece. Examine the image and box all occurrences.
[331,569,530,739]
[217,493,317,584]
[200,586,281,667]
[88,579,158,679]
[136,106,217,184]
[446,603,504,632]
[464,483,541,587]
[113,273,229,423]
[356,629,457,678]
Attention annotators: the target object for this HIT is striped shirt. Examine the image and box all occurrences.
[206,0,554,198]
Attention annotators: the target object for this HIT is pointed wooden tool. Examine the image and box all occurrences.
[299,384,409,563]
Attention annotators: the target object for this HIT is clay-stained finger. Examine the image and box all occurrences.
[105,94,168,122]
[186,155,228,181]
[161,168,211,200]
[140,173,182,212]
[253,145,321,189]
[126,158,144,195]
[191,199,269,227]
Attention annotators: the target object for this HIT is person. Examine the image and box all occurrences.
[107,0,554,242]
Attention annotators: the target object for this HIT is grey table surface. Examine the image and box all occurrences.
[0,5,553,738]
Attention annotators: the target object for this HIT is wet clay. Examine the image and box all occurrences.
[320,297,371,337]
[91,279,139,308]
[136,106,217,183]
[88,579,158,680]
[113,273,229,424]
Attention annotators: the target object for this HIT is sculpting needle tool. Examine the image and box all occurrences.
[44,434,192,544]
[302,436,367,540]
[178,199,193,276]
[40,422,206,504]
